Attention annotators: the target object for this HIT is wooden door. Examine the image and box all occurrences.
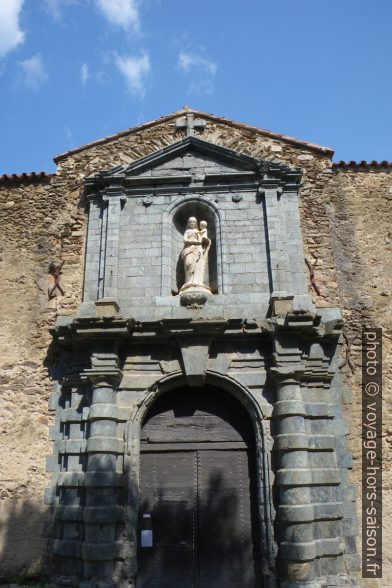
[137,388,262,587]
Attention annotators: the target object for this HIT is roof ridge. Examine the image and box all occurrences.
[53,108,334,163]
[187,108,334,154]
[333,160,392,169]
[0,171,53,183]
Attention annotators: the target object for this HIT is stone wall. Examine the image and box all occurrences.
[0,175,85,579]
[327,166,392,587]
[0,112,390,585]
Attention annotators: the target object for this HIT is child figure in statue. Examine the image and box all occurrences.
[199,221,211,247]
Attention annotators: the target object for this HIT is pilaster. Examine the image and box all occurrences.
[84,186,125,305]
[282,189,308,295]
[264,186,291,294]
[84,194,104,301]
[262,171,308,301]
[102,187,126,300]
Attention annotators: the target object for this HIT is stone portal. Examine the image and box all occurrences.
[48,135,358,588]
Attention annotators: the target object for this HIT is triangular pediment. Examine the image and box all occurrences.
[86,136,301,191]
[100,137,264,180]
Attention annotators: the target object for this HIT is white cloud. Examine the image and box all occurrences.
[43,0,79,22]
[18,54,47,90]
[178,52,217,77]
[81,63,89,84]
[0,0,25,58]
[178,51,217,95]
[65,127,74,144]
[115,52,150,98]
[96,0,140,32]
[43,0,62,20]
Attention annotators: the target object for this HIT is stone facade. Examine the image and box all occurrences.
[0,109,390,587]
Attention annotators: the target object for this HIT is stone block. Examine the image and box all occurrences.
[46,455,61,472]
[49,425,62,440]
[61,408,88,423]
[56,439,87,454]
[86,437,124,454]
[342,518,358,537]
[337,452,353,468]
[83,472,124,487]
[274,433,308,451]
[270,293,294,316]
[228,370,265,388]
[53,539,82,558]
[95,298,120,317]
[274,400,306,418]
[44,487,57,505]
[55,505,83,521]
[49,385,61,411]
[278,503,315,523]
[89,403,122,421]
[83,506,124,524]
[82,541,122,561]
[281,540,317,561]
[121,374,160,389]
[277,468,341,486]
[316,538,343,557]
[343,553,360,572]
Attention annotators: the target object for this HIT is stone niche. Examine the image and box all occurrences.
[170,200,218,296]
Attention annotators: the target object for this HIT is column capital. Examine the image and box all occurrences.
[270,366,305,384]
[82,367,122,388]
[103,188,127,202]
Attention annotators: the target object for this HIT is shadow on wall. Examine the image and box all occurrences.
[0,333,66,582]
[137,468,263,588]
[0,497,51,582]
[0,464,263,585]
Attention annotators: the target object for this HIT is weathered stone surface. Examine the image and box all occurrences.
[0,110,390,587]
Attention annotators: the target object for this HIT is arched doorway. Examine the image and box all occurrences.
[137,386,262,587]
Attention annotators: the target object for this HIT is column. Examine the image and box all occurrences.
[273,374,319,587]
[82,354,123,588]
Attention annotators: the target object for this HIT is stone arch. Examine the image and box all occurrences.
[124,370,276,586]
[161,196,227,296]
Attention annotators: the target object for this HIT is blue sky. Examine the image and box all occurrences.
[1,0,391,174]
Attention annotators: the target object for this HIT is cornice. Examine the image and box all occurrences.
[51,310,342,346]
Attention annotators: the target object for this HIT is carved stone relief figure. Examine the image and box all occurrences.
[179,217,211,307]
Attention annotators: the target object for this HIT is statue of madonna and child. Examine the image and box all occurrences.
[179,216,212,307]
